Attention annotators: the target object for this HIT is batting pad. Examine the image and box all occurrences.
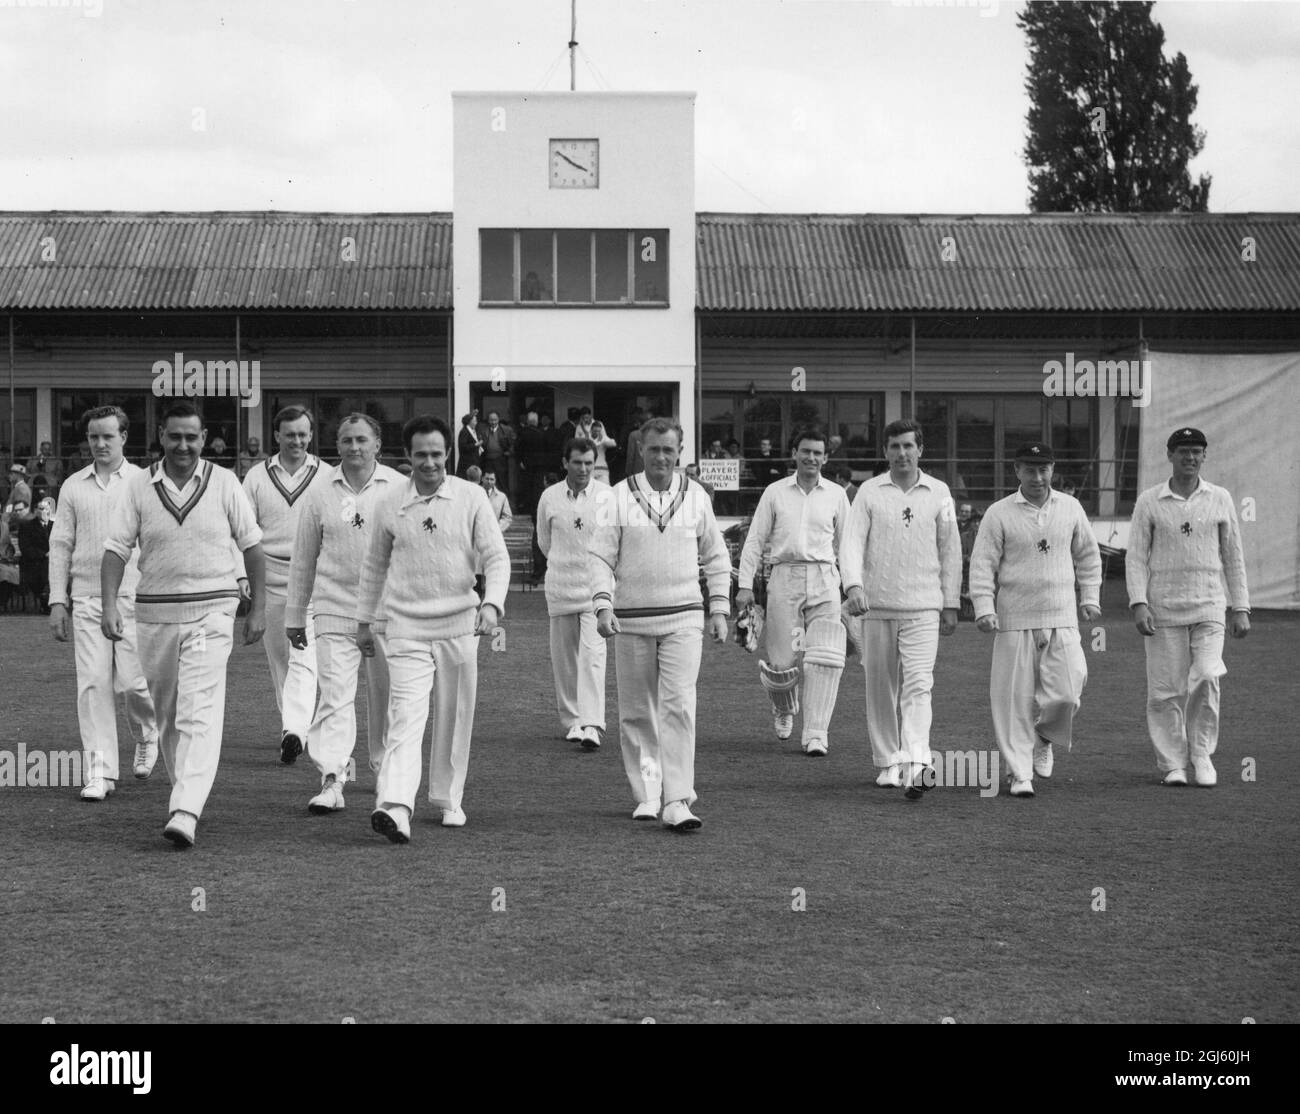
[759,660,801,715]
[801,617,846,734]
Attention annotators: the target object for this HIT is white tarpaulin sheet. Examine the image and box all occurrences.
[1141,351,1300,610]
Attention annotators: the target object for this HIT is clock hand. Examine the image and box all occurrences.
[557,153,591,173]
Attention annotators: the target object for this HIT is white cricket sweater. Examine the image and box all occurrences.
[356,475,509,640]
[1126,478,1249,627]
[104,461,262,623]
[840,470,962,618]
[968,490,1101,630]
[47,461,143,602]
[588,473,732,636]
[536,478,611,616]
[286,462,403,636]
[242,454,332,593]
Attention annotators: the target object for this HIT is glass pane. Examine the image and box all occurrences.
[56,391,150,470]
[200,396,240,468]
[700,393,734,458]
[1001,395,1043,493]
[366,395,409,469]
[0,392,35,473]
[914,394,950,487]
[480,229,514,302]
[1115,396,1141,512]
[830,394,877,479]
[595,230,628,303]
[1047,395,1092,501]
[633,229,668,303]
[519,231,553,302]
[741,395,785,489]
[316,395,370,462]
[954,396,995,504]
[790,395,830,448]
[412,394,449,424]
[556,230,591,303]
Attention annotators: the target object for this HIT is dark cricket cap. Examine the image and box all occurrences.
[1167,427,1208,450]
[1014,442,1054,463]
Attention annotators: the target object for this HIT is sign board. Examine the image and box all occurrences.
[696,458,740,491]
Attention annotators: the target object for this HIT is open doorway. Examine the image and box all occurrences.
[592,384,675,480]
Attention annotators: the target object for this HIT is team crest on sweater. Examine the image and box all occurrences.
[902,507,914,526]
[1181,521,1193,536]
[1037,539,1050,554]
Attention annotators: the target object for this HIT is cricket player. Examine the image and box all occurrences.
[286,413,402,815]
[1126,427,1250,787]
[48,405,160,801]
[243,405,331,765]
[356,415,509,843]
[535,436,610,749]
[101,402,266,848]
[968,442,1102,797]
[842,419,961,799]
[737,427,850,757]
[590,417,731,831]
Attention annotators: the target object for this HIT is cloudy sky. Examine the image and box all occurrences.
[0,0,1296,213]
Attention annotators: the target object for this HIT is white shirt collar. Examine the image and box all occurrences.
[332,462,390,494]
[1158,478,1208,501]
[399,475,453,509]
[1012,489,1054,508]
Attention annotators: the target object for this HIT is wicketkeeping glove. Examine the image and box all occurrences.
[734,602,764,653]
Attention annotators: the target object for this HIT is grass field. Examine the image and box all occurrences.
[1,582,1296,1024]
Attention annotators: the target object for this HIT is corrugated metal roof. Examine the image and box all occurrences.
[2,211,1298,313]
[0,213,453,310]
[696,213,1300,313]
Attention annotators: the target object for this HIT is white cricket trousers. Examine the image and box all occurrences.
[762,562,839,671]
[307,630,389,782]
[861,614,940,769]
[1144,621,1226,772]
[72,595,158,782]
[262,589,318,739]
[990,627,1087,783]
[614,626,703,807]
[136,612,234,818]
[378,633,478,814]
[549,611,607,731]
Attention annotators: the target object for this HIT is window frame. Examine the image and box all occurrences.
[479,229,670,308]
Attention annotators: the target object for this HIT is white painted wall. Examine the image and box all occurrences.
[451,91,697,450]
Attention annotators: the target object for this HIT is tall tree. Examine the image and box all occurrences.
[1019,1,1211,212]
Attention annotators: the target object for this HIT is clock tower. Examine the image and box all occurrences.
[452,91,697,462]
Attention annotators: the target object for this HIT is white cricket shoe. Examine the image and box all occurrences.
[133,741,159,779]
[804,734,829,757]
[163,810,197,847]
[661,800,702,831]
[371,806,411,843]
[1009,779,1035,798]
[774,714,794,741]
[80,777,115,802]
[308,775,345,815]
[1162,768,1188,787]
[580,726,602,751]
[441,806,467,828]
[565,725,584,742]
[1191,757,1217,787]
[632,800,660,820]
[875,766,902,788]
[1033,738,1054,779]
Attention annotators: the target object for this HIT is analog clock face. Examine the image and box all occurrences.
[550,138,599,188]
